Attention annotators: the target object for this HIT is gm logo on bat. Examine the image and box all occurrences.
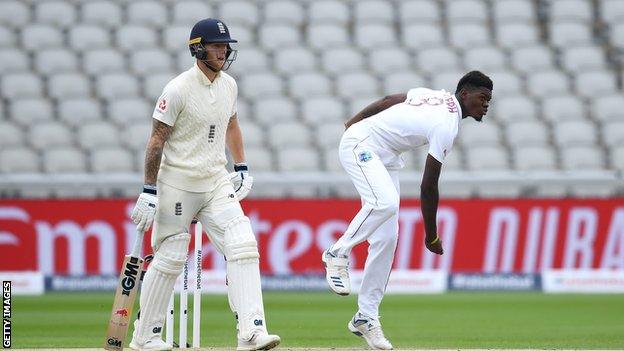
[121,257,141,296]
[107,337,122,347]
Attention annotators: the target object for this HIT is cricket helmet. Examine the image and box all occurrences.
[188,18,238,70]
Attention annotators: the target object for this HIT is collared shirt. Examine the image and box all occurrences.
[350,88,461,168]
[152,63,237,192]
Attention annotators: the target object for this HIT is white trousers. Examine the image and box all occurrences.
[329,128,400,319]
[135,175,248,343]
[152,175,242,252]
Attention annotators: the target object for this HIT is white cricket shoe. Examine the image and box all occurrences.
[348,313,393,350]
[321,250,350,295]
[129,338,172,351]
[129,319,172,351]
[237,333,281,351]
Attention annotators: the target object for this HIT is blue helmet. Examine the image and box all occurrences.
[188,18,238,69]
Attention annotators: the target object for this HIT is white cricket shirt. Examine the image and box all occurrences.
[152,63,237,192]
[351,88,462,168]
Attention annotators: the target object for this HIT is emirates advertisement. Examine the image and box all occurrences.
[0,199,623,275]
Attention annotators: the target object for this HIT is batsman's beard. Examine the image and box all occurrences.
[200,50,237,72]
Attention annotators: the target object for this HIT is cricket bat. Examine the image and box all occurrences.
[104,230,145,351]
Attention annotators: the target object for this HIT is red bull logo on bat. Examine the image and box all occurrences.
[114,309,128,318]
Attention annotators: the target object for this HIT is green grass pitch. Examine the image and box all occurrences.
[11,291,624,349]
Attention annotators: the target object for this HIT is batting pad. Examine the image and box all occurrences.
[133,233,190,345]
[224,217,267,340]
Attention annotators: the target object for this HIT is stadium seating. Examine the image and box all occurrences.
[0,147,40,173]
[315,123,345,150]
[514,146,557,171]
[458,122,501,147]
[592,94,624,121]
[123,122,151,152]
[255,97,298,126]
[542,95,586,122]
[309,1,349,24]
[81,1,123,27]
[43,147,87,173]
[264,1,305,25]
[246,147,274,172]
[237,121,264,148]
[302,96,345,123]
[91,147,135,173]
[48,73,91,99]
[510,45,555,73]
[465,146,510,171]
[77,121,121,150]
[269,123,312,148]
[368,47,411,74]
[11,98,55,127]
[109,98,152,126]
[491,95,539,122]
[464,46,506,71]
[288,72,332,98]
[0,1,30,28]
[561,146,606,170]
[35,49,79,76]
[58,98,103,127]
[274,47,317,74]
[383,72,427,94]
[0,122,25,148]
[29,122,73,150]
[277,147,320,172]
[69,25,111,51]
[505,121,550,147]
[0,0,622,198]
[402,23,445,48]
[307,23,350,49]
[321,47,365,74]
[612,146,624,171]
[493,0,535,23]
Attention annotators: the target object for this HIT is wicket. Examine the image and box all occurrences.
[165,220,203,348]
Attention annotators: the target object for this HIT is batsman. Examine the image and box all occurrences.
[129,18,280,351]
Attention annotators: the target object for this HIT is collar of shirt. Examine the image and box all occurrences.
[451,94,463,130]
[193,62,221,86]
[451,94,463,119]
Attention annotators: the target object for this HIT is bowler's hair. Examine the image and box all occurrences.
[455,71,493,93]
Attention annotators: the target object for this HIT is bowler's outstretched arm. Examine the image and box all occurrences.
[421,154,444,255]
[344,93,407,129]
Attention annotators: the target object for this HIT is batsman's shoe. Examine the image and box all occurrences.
[237,333,281,351]
[130,319,172,351]
[322,250,351,295]
[129,338,172,351]
[348,313,393,350]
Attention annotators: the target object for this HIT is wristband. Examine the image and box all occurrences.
[234,163,248,172]
[143,184,157,195]
[428,235,440,245]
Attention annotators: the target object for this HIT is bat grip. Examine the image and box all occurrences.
[131,230,145,257]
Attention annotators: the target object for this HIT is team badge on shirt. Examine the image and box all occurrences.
[157,98,167,112]
[358,151,373,162]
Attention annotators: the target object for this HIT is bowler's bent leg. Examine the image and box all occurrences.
[329,140,399,257]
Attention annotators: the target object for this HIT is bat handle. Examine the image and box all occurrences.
[131,230,145,257]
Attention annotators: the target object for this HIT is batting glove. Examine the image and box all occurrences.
[131,185,158,232]
[229,163,253,201]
